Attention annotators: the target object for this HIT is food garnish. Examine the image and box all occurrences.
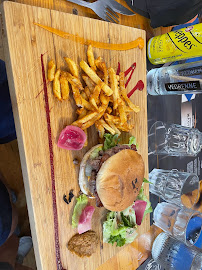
[57,126,87,151]
[72,194,88,229]
[132,200,147,226]
[78,205,95,234]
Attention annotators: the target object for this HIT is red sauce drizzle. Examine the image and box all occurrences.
[124,62,136,77]
[125,67,135,88]
[116,62,121,75]
[127,80,144,98]
[41,54,66,270]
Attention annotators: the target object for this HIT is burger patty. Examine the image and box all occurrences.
[87,144,137,207]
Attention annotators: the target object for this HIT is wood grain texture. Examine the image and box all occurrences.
[2,2,149,270]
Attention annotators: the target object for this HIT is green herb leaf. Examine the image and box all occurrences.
[121,212,133,228]
[103,134,120,151]
[143,178,153,184]
[108,235,126,247]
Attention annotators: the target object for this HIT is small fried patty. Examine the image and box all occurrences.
[67,230,99,257]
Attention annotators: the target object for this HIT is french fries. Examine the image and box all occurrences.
[90,82,103,110]
[48,45,141,145]
[87,45,96,71]
[63,72,83,90]
[95,57,108,85]
[71,85,83,107]
[99,119,115,135]
[80,61,113,96]
[82,76,95,92]
[119,72,140,113]
[48,60,56,81]
[60,72,70,100]
[108,67,119,110]
[53,69,62,101]
[95,120,105,139]
[72,111,98,127]
[64,57,79,78]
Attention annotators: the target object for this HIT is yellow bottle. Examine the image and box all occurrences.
[147,23,202,65]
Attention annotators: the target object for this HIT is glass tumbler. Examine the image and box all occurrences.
[153,202,202,247]
[152,232,202,270]
[149,169,199,209]
[148,121,202,156]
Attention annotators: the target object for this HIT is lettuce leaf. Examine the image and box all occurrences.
[103,210,138,247]
[72,194,88,228]
[103,134,120,151]
[128,136,139,149]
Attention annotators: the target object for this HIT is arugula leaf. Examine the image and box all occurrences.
[103,134,120,151]
[108,235,126,247]
[143,178,153,184]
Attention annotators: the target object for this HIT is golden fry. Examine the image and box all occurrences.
[95,57,108,85]
[83,129,88,147]
[90,82,103,110]
[108,68,119,110]
[80,61,113,96]
[116,122,134,132]
[60,73,70,100]
[62,71,83,90]
[95,120,105,139]
[84,87,91,99]
[53,69,62,101]
[81,97,93,111]
[77,108,87,118]
[106,119,121,135]
[119,72,140,113]
[100,91,110,105]
[99,119,115,135]
[106,107,112,114]
[80,104,108,130]
[71,85,83,107]
[104,113,120,124]
[118,105,127,124]
[81,91,88,100]
[64,57,79,78]
[47,60,56,82]
[96,70,104,81]
[87,45,96,71]
[82,76,95,92]
[72,111,98,127]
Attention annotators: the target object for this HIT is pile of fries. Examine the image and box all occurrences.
[47,45,140,146]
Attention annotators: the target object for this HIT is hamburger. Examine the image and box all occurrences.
[79,135,145,211]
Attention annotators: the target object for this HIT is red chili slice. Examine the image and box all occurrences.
[57,126,87,150]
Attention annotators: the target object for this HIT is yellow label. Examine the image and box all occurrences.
[148,23,202,65]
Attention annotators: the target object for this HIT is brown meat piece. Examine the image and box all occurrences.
[67,231,99,257]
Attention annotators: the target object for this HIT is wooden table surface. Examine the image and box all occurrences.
[0,1,169,269]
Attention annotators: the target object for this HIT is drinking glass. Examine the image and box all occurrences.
[153,202,202,247]
[149,169,199,209]
[148,121,202,156]
[152,232,202,270]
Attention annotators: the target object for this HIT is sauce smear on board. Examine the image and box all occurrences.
[41,54,66,270]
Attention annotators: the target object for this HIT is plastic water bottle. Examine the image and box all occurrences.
[147,61,202,95]
[152,232,202,270]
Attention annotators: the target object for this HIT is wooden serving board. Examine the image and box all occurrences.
[1,2,149,270]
